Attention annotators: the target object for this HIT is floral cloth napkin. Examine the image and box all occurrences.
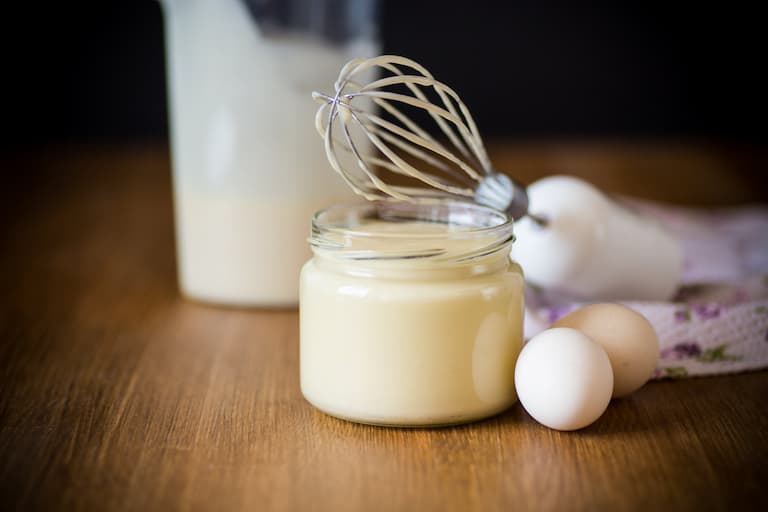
[524,200,768,379]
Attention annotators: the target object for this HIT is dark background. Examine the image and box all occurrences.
[2,1,767,147]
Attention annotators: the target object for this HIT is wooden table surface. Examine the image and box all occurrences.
[1,142,767,511]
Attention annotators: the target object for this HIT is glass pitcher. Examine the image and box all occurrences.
[160,0,379,306]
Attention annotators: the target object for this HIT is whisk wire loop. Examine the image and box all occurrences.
[314,55,531,220]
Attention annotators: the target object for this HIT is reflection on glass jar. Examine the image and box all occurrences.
[300,202,524,426]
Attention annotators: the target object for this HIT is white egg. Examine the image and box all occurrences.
[553,303,660,397]
[515,327,613,431]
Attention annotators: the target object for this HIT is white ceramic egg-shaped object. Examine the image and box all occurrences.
[513,176,682,301]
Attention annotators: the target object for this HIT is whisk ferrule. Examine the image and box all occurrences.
[476,173,532,222]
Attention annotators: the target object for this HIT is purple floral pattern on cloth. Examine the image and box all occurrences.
[691,303,721,320]
[660,342,702,359]
[524,201,768,379]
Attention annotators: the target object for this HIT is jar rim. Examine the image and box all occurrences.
[309,200,514,262]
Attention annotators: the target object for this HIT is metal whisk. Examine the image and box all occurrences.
[312,54,538,221]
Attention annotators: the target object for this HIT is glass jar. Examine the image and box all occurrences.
[300,201,524,426]
[160,0,379,306]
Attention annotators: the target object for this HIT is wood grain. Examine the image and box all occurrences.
[1,142,767,512]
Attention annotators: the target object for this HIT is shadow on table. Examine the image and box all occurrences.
[308,382,672,437]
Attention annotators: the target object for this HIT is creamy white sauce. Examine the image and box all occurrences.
[300,220,524,426]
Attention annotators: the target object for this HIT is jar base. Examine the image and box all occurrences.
[305,400,517,428]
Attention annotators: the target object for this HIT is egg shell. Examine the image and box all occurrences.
[515,327,613,431]
[553,303,660,397]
